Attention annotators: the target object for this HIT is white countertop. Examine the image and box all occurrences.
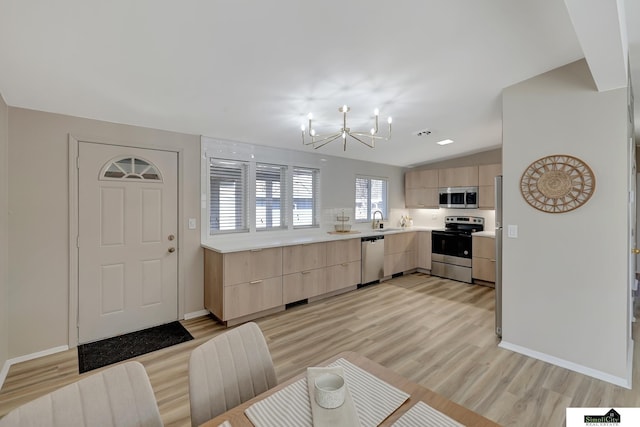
[202,226,441,253]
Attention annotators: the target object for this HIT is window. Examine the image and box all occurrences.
[101,156,162,181]
[209,159,248,234]
[292,167,319,228]
[256,163,287,230]
[355,176,388,221]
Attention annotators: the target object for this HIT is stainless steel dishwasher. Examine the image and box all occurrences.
[361,235,385,284]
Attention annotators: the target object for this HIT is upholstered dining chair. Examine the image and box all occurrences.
[188,321,277,426]
[0,361,163,427]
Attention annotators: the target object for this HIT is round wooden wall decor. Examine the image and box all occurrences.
[520,154,595,213]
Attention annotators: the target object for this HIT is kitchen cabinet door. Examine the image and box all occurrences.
[283,242,326,274]
[405,169,438,208]
[478,163,501,209]
[326,238,360,265]
[472,235,496,282]
[438,166,479,187]
[405,188,439,208]
[417,231,432,269]
[283,269,326,304]
[223,247,282,285]
[223,276,283,320]
[405,169,438,189]
[383,232,417,276]
[325,261,360,292]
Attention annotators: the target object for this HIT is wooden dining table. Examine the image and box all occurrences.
[201,350,501,427]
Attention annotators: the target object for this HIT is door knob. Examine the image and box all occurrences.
[168,247,176,253]
[168,234,175,241]
[633,248,640,255]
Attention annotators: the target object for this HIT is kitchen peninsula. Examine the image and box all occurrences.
[203,225,495,326]
[202,227,437,326]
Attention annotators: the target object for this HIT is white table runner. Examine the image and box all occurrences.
[245,358,410,427]
[390,401,464,427]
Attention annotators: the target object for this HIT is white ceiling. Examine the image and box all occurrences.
[0,1,638,167]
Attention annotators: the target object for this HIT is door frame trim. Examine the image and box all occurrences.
[68,135,185,348]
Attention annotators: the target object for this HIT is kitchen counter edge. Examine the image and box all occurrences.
[202,227,441,253]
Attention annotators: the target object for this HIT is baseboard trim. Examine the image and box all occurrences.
[499,340,631,389]
[0,345,69,390]
[184,309,209,320]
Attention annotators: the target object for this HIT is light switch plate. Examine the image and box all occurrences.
[188,218,197,230]
[507,225,518,238]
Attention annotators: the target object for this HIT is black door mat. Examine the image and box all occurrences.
[77,321,193,373]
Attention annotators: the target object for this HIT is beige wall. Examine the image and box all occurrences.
[410,148,502,170]
[0,94,8,369]
[502,59,630,384]
[7,108,202,358]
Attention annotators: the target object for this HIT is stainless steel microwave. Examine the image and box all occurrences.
[438,187,478,209]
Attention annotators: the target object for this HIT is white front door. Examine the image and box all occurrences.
[78,142,178,343]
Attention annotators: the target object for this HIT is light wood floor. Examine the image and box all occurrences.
[1,273,639,426]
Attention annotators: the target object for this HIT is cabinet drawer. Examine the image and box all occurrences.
[472,257,496,282]
[384,251,417,276]
[223,247,282,285]
[384,232,416,255]
[325,261,360,292]
[223,276,283,320]
[283,242,326,274]
[326,239,361,265]
[283,269,326,304]
[472,236,495,259]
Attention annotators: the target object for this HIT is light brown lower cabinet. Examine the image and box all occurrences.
[204,248,285,325]
[417,231,432,270]
[223,277,283,319]
[204,237,362,325]
[383,232,417,276]
[283,268,325,304]
[325,261,361,293]
[472,235,496,283]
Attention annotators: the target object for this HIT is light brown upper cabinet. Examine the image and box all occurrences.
[404,169,439,208]
[478,163,502,209]
[438,166,479,188]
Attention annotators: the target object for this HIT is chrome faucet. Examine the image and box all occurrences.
[372,210,384,229]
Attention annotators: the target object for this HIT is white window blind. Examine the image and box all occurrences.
[209,159,249,234]
[355,176,388,221]
[256,163,287,230]
[292,167,319,228]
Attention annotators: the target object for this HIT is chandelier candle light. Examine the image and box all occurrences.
[301,105,392,151]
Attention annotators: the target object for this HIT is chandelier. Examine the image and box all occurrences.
[301,105,392,151]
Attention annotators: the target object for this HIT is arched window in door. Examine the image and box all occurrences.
[100,156,163,182]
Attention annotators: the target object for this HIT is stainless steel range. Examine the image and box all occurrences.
[431,216,484,283]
